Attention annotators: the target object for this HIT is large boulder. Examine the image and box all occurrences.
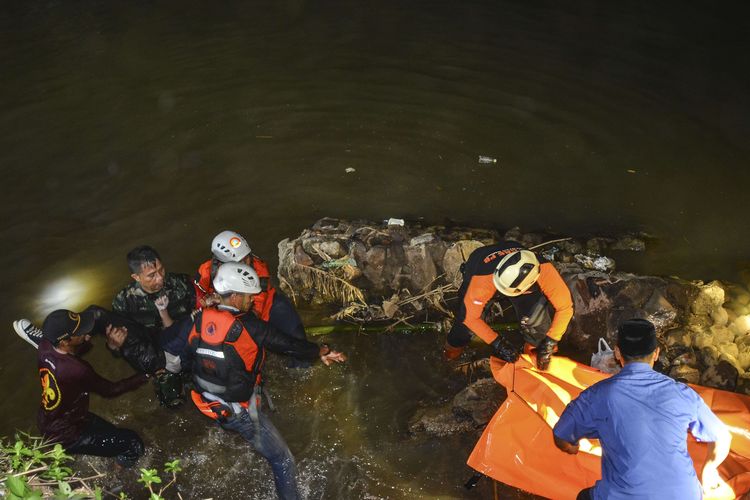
[559,266,695,353]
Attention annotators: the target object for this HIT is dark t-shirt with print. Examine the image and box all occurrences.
[37,340,147,445]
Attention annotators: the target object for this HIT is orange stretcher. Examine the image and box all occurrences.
[467,355,750,499]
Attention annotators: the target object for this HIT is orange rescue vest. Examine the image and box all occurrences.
[187,308,265,404]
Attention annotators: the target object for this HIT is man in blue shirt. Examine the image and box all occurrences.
[553,319,731,500]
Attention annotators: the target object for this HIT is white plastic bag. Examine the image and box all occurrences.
[590,338,621,374]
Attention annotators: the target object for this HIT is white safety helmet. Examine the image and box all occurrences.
[493,250,541,296]
[212,230,252,263]
[213,263,261,295]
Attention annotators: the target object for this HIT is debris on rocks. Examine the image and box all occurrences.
[277,218,750,396]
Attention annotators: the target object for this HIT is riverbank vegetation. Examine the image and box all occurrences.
[1,433,182,499]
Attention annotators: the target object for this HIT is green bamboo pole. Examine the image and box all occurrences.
[305,322,519,336]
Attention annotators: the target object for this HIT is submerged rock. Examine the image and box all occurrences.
[409,376,506,437]
[408,407,476,437]
[452,377,507,426]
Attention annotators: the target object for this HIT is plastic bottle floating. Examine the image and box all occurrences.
[478,156,497,164]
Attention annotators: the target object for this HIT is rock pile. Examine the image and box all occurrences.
[277,218,750,396]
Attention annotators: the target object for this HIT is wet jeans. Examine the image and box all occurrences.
[219,407,299,500]
[66,413,144,467]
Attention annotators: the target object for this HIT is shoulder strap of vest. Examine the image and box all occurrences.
[228,314,266,385]
[225,320,244,342]
[194,310,203,334]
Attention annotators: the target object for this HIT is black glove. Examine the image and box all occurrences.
[535,336,558,371]
[490,336,520,363]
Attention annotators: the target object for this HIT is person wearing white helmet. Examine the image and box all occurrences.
[163,262,346,500]
[444,241,573,370]
[194,231,257,309]
[194,230,309,355]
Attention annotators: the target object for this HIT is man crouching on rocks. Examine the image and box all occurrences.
[444,241,574,370]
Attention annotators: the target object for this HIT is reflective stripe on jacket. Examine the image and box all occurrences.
[187,308,265,403]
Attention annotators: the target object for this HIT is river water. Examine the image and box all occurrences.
[1,1,749,498]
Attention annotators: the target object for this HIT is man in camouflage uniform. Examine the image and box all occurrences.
[112,246,195,334]
[108,245,196,407]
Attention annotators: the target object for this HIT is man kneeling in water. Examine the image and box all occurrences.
[37,309,148,468]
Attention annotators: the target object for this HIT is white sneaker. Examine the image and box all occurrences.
[13,319,43,349]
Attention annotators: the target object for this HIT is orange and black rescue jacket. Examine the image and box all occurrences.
[187,308,266,404]
[194,256,276,320]
[459,241,574,344]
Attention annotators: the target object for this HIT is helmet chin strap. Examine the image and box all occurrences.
[217,303,240,313]
[218,292,254,313]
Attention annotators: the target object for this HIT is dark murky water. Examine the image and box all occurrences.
[2,1,749,497]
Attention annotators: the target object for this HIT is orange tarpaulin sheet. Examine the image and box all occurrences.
[467,355,750,499]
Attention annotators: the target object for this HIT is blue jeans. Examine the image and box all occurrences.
[219,407,299,500]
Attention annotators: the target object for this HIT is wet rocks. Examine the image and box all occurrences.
[278,219,501,308]
[451,377,507,426]
[565,272,750,395]
[407,407,477,437]
[442,240,484,287]
[669,364,701,384]
[408,377,506,437]
[278,218,750,395]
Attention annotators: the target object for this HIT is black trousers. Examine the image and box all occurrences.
[66,413,144,467]
[577,487,593,500]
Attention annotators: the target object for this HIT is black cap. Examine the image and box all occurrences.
[617,319,657,357]
[42,309,96,345]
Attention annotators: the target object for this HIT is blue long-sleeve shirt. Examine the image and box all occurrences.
[553,362,727,500]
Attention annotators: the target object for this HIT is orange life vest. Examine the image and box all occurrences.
[187,308,265,405]
[194,257,276,320]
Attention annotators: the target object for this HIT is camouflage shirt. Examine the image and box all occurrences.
[112,273,195,333]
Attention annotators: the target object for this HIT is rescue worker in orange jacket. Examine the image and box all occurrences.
[194,230,307,344]
[444,241,574,370]
[172,262,346,500]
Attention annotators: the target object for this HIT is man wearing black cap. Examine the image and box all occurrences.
[38,309,148,468]
[552,319,732,499]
